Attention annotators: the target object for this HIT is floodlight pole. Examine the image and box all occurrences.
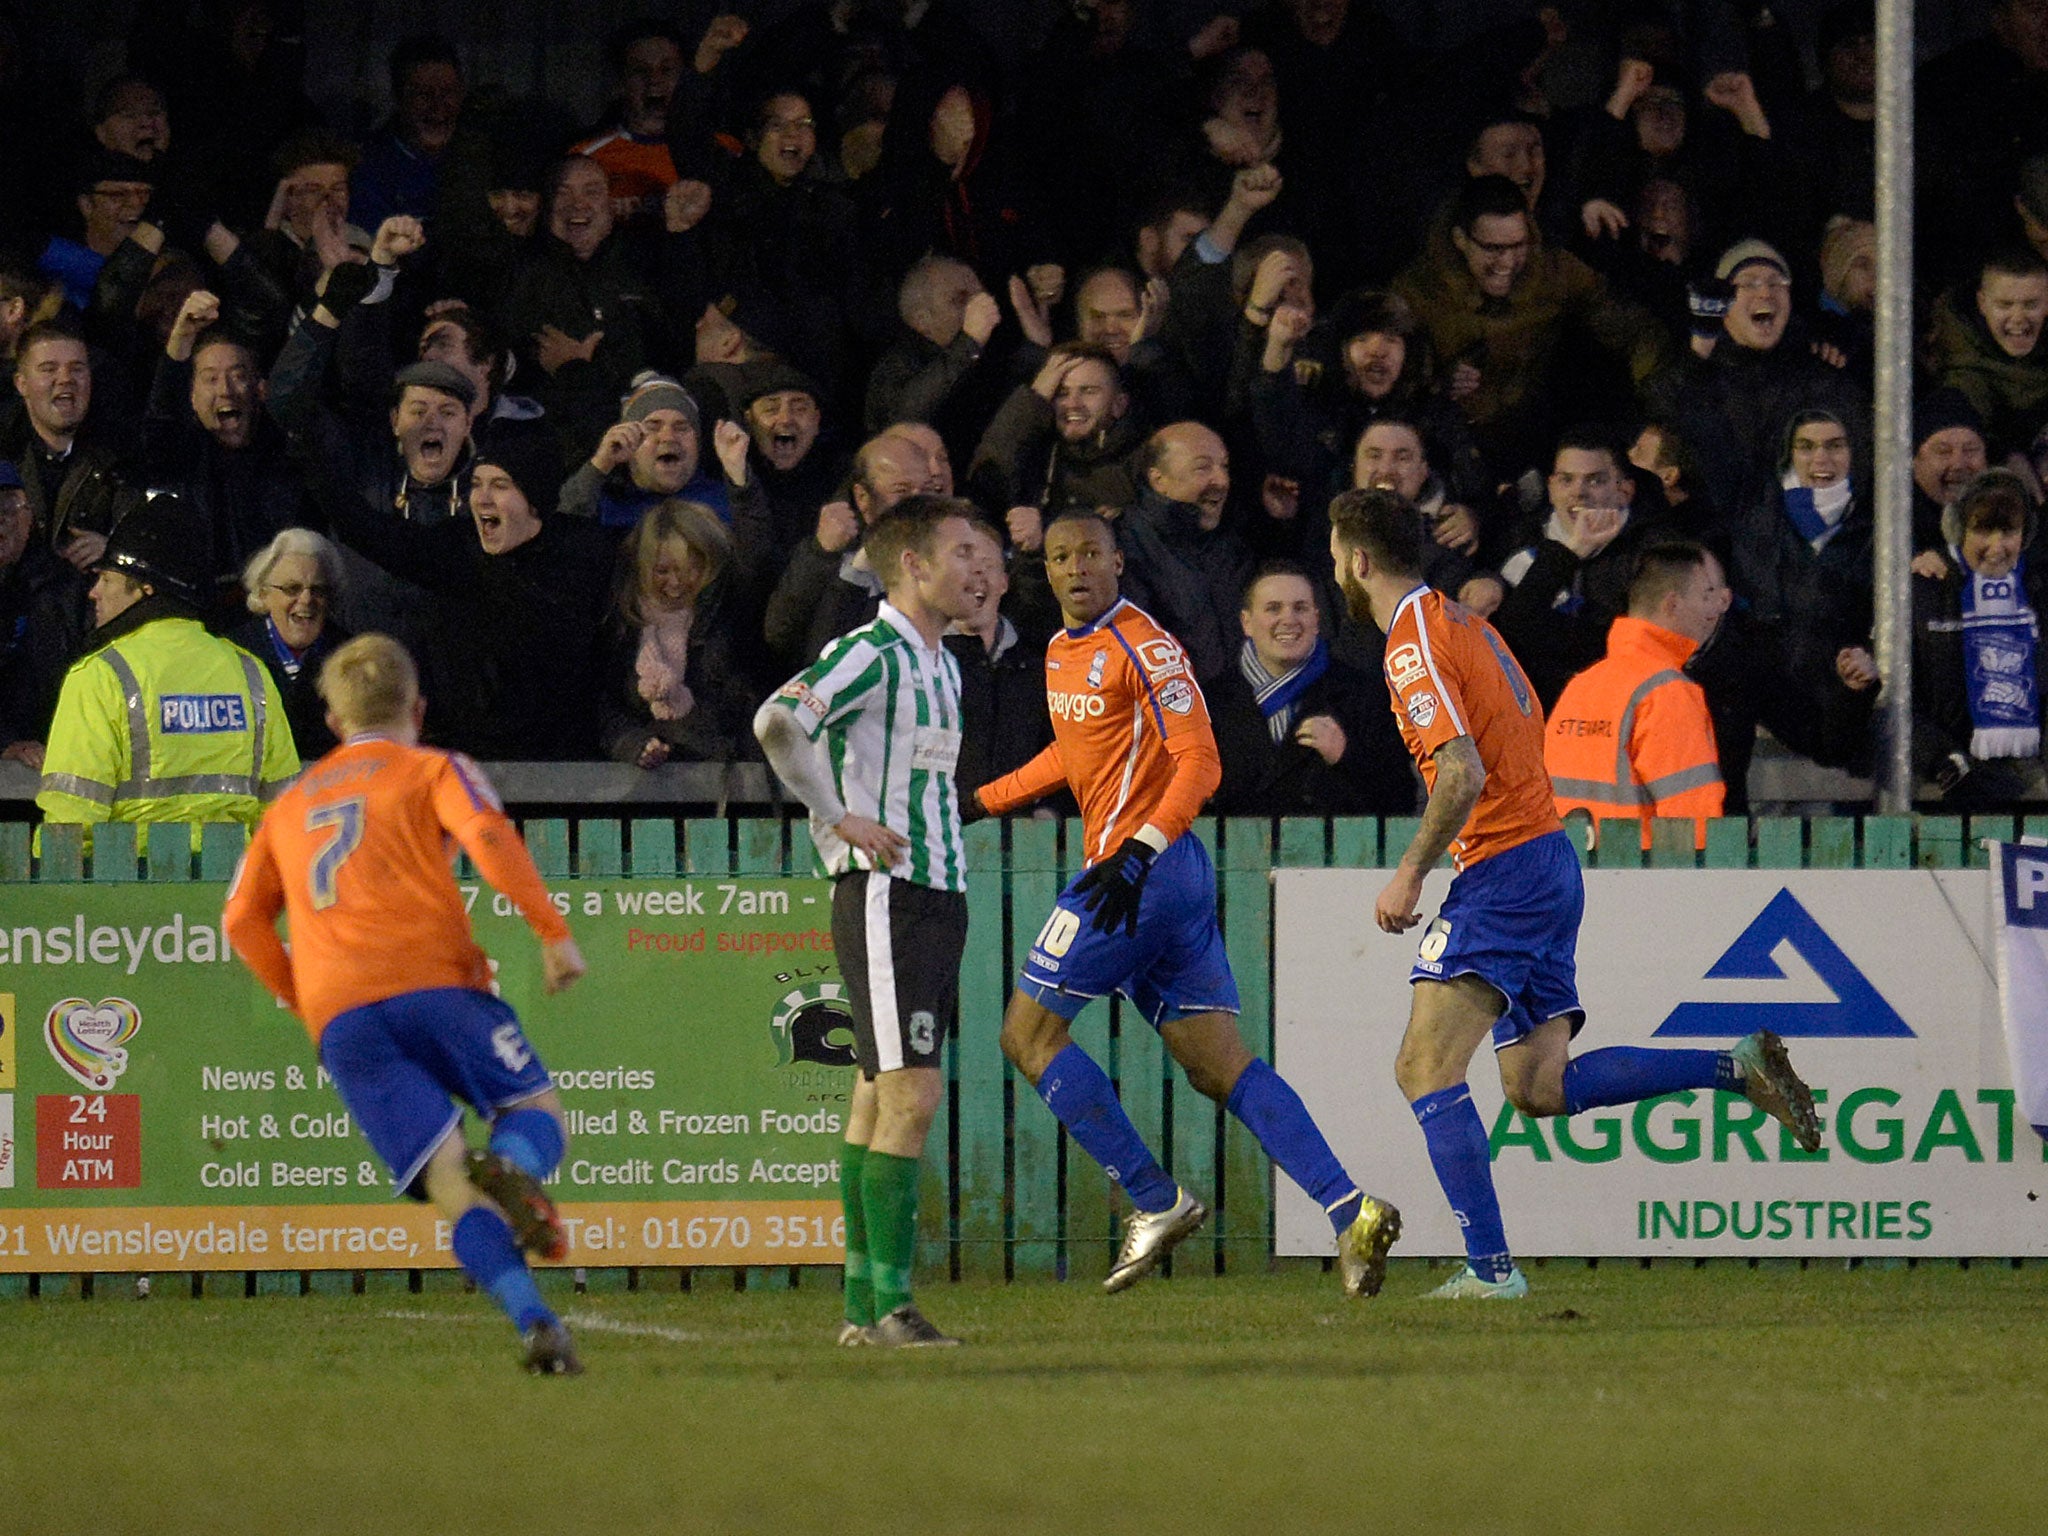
[1872,0,1914,813]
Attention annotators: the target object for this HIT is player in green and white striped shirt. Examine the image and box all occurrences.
[754,495,992,1348]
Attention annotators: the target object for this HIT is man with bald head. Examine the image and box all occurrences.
[1072,266,1193,422]
[863,257,1005,466]
[1114,422,1254,684]
[765,430,933,667]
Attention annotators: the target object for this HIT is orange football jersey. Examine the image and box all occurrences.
[1381,585,1560,869]
[979,598,1220,864]
[224,737,569,1039]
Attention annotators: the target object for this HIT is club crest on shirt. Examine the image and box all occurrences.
[1387,643,1426,689]
[1087,650,1107,689]
[1405,690,1439,728]
[1158,678,1195,715]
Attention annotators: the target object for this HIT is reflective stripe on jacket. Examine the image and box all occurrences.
[37,616,299,828]
[1545,615,1722,849]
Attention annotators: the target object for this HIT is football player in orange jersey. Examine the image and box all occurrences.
[1331,489,1820,1299]
[225,635,590,1372]
[974,512,1401,1298]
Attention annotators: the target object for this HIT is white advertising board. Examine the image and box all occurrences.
[1274,868,2048,1257]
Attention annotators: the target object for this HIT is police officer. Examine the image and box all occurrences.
[38,495,299,838]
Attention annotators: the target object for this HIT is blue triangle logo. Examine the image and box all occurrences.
[1651,888,1915,1038]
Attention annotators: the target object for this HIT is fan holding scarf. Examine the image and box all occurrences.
[1908,468,2048,804]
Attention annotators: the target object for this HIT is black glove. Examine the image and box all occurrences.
[959,786,989,826]
[317,259,378,318]
[1686,277,1733,339]
[1070,836,1157,937]
[1935,751,1972,796]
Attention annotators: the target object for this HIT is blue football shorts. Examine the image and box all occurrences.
[318,987,554,1198]
[1409,829,1585,1050]
[1020,833,1240,1026]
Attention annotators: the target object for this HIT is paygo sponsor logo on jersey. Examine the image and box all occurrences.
[1049,691,1108,721]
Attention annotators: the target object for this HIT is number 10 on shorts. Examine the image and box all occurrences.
[1034,908,1081,962]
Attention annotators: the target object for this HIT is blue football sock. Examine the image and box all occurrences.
[1037,1042,1179,1213]
[490,1107,565,1180]
[1412,1085,1512,1281]
[1561,1047,1723,1115]
[1224,1059,1361,1232]
[452,1206,553,1332]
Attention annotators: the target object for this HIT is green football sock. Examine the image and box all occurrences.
[840,1142,874,1327]
[862,1149,921,1319]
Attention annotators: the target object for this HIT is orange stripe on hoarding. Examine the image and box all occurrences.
[0,1200,843,1271]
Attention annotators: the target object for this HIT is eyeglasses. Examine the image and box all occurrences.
[1733,274,1790,293]
[267,582,332,602]
[765,115,815,132]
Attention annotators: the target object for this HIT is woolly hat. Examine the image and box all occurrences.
[391,359,477,412]
[733,358,820,412]
[1715,238,1790,283]
[619,371,699,433]
[1940,466,2038,554]
[473,432,563,521]
[1912,387,1985,452]
[74,148,154,193]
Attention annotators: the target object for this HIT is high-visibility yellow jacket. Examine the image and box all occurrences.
[37,615,299,829]
[1545,615,1722,849]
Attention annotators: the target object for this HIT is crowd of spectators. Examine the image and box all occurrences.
[8,0,2048,819]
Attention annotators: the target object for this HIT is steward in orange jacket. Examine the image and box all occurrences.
[1546,540,1731,848]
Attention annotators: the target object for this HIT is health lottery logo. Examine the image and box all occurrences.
[45,997,142,1091]
[768,982,858,1069]
[0,992,16,1088]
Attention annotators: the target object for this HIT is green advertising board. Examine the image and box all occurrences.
[0,876,853,1269]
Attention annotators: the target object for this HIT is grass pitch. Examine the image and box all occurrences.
[2,1259,2044,1536]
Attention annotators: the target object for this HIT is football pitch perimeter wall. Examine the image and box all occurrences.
[0,811,2041,1299]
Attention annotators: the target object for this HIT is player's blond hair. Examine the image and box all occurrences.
[318,634,418,732]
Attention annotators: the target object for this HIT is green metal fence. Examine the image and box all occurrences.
[1,811,2039,1297]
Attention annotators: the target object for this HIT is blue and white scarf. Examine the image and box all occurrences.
[1241,637,1330,743]
[1956,553,2041,759]
[1781,471,1853,551]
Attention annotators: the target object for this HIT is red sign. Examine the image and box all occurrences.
[36,1094,142,1189]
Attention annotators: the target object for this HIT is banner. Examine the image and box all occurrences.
[1275,867,2048,1258]
[0,877,854,1269]
[1990,841,2048,1137]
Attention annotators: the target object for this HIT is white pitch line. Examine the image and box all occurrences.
[562,1310,702,1344]
[379,1306,702,1344]
[377,1308,485,1325]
